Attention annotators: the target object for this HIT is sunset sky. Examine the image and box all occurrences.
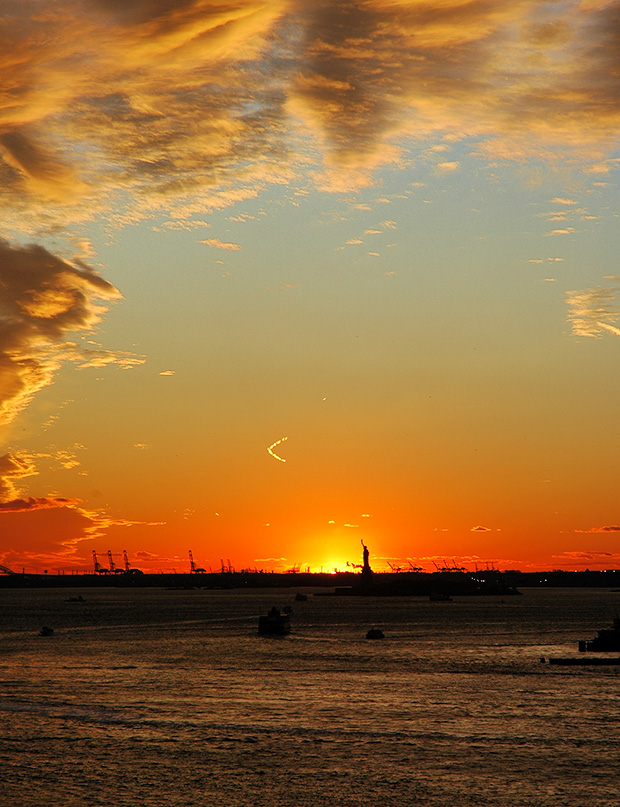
[1,0,620,574]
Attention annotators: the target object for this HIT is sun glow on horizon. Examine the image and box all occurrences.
[312,559,352,574]
[2,1,620,574]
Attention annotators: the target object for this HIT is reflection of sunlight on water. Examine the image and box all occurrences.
[3,588,620,805]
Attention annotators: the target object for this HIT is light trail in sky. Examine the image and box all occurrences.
[267,436,288,462]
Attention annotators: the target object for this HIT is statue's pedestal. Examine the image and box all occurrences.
[360,566,374,593]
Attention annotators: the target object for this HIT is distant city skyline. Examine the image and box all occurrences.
[1,1,620,574]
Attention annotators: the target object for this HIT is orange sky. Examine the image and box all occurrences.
[1,1,620,574]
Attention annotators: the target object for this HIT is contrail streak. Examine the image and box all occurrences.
[267,436,288,462]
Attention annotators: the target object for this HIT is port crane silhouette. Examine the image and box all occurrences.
[432,559,468,572]
[386,560,423,573]
[92,549,141,575]
[92,550,110,574]
[219,558,235,573]
[188,550,206,574]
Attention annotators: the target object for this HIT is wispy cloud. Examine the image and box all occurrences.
[436,161,460,174]
[72,345,145,370]
[551,550,620,568]
[566,283,620,337]
[545,227,576,236]
[0,453,45,503]
[0,496,79,513]
[198,238,243,251]
[0,450,81,556]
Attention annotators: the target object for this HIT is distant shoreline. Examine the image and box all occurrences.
[1,568,619,592]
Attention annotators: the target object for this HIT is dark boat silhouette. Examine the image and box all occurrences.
[547,656,620,666]
[429,592,453,602]
[542,615,620,664]
[578,616,620,652]
[258,607,290,636]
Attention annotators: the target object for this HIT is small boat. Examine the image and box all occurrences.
[294,592,308,602]
[39,626,54,637]
[258,607,291,636]
[578,616,620,652]
[366,628,385,640]
[429,592,453,602]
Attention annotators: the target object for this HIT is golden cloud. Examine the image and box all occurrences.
[199,238,243,250]
[0,239,123,426]
[287,0,620,176]
[566,283,620,338]
[1,1,620,225]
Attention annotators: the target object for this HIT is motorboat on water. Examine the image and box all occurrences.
[429,592,453,602]
[541,615,620,664]
[258,606,291,636]
[579,616,620,652]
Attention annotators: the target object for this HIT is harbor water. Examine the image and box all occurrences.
[1,586,620,806]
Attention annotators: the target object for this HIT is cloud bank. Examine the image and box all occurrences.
[0,238,123,427]
[2,0,620,227]
[0,239,137,522]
